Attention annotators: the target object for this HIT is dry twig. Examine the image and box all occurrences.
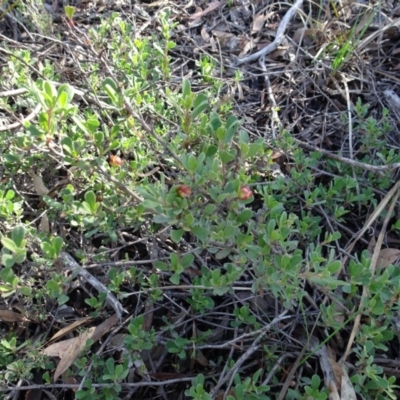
[237,0,303,65]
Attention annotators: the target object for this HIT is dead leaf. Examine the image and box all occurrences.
[53,257,64,273]
[201,26,210,42]
[143,300,154,331]
[0,309,27,323]
[39,213,50,233]
[43,313,118,381]
[211,30,239,50]
[378,248,400,269]
[25,389,42,400]
[28,170,49,195]
[212,30,233,39]
[189,1,223,20]
[252,13,266,34]
[42,337,76,357]
[106,333,125,350]
[238,38,257,58]
[340,365,357,399]
[195,349,209,366]
[309,337,342,399]
[91,313,119,342]
[25,370,43,400]
[54,328,95,381]
[46,317,92,344]
[188,17,202,28]
[210,36,218,52]
[367,234,376,256]
[12,303,39,322]
[215,390,235,400]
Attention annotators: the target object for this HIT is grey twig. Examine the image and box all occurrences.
[210,311,290,397]
[59,251,127,319]
[237,0,303,65]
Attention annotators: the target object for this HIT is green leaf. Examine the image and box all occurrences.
[84,191,96,211]
[215,248,232,259]
[52,237,63,257]
[220,149,236,164]
[327,260,341,274]
[0,267,15,283]
[1,254,15,268]
[154,261,168,271]
[102,78,121,106]
[11,225,25,248]
[142,200,162,210]
[57,92,68,108]
[191,226,208,241]
[61,136,74,155]
[240,142,249,157]
[237,209,253,224]
[191,94,208,120]
[170,273,180,285]
[43,81,57,104]
[216,127,226,142]
[248,140,264,158]
[170,253,179,267]
[86,118,100,132]
[19,286,31,296]
[1,237,17,252]
[239,130,249,144]
[64,5,76,19]
[58,294,69,305]
[187,154,197,173]
[204,204,217,215]
[182,78,191,97]
[171,229,184,243]
[5,190,15,200]
[184,213,194,226]
[153,214,172,224]
[57,83,75,107]
[4,154,21,163]
[209,113,222,132]
[41,242,53,257]
[224,115,239,143]
[167,41,176,50]
[205,145,218,157]
[181,254,194,268]
[14,249,26,264]
[95,132,104,149]
[71,116,90,135]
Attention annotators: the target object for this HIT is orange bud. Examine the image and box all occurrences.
[177,185,191,198]
[238,186,253,200]
[109,155,122,167]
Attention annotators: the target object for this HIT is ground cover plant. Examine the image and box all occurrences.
[1,0,400,399]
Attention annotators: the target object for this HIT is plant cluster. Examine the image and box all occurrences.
[0,2,399,400]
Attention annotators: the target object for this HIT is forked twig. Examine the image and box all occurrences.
[209,311,290,397]
[237,0,303,65]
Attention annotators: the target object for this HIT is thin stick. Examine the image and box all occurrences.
[292,137,400,172]
[59,252,127,318]
[342,185,400,363]
[237,0,303,65]
[209,311,290,397]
